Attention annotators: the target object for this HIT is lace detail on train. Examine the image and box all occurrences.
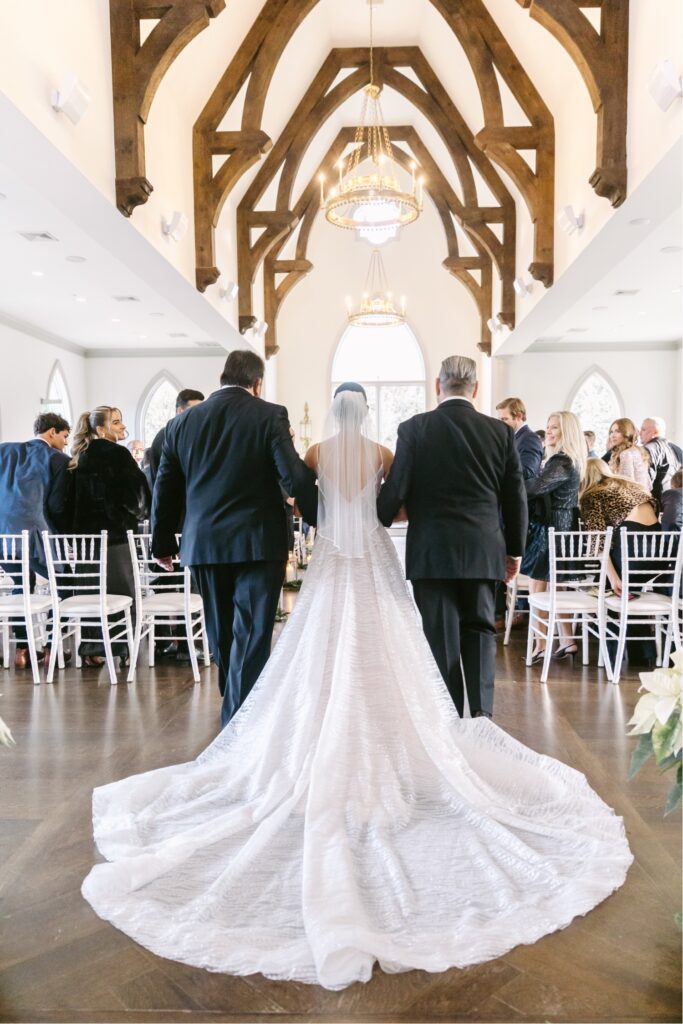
[82,521,632,990]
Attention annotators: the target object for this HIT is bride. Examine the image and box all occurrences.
[82,384,632,991]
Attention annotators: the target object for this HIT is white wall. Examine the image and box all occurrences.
[0,321,86,441]
[85,353,227,443]
[498,346,683,445]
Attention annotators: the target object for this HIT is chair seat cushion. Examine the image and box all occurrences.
[606,593,672,614]
[140,593,204,614]
[529,591,598,611]
[59,594,132,615]
[0,595,52,613]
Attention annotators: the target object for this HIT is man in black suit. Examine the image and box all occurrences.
[495,397,544,481]
[0,412,71,668]
[377,356,527,718]
[147,388,204,489]
[152,350,317,726]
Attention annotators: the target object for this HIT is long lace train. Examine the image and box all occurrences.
[82,528,632,990]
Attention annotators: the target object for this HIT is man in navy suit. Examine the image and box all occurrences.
[0,412,71,668]
[152,351,317,727]
[495,398,544,481]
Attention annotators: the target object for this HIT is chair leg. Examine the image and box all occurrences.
[581,616,589,666]
[123,608,134,681]
[525,607,536,666]
[102,616,118,685]
[200,612,210,667]
[654,618,663,667]
[75,621,82,668]
[540,612,555,684]
[504,579,516,646]
[127,616,144,684]
[148,620,156,667]
[46,620,61,684]
[26,616,41,686]
[612,611,628,685]
[2,622,8,669]
[186,612,200,684]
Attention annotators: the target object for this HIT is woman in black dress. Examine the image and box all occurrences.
[69,406,150,666]
[522,410,585,663]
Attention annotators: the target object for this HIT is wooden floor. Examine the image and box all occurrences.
[0,616,680,1024]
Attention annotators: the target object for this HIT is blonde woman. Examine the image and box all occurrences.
[69,406,150,666]
[607,418,650,490]
[521,411,586,662]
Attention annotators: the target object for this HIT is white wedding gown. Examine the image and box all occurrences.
[82,400,633,991]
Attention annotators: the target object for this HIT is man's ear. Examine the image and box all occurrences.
[471,381,479,400]
[435,376,441,400]
[253,378,263,398]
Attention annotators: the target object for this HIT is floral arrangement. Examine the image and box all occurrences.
[628,650,682,816]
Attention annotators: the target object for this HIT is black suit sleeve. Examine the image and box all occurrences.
[500,430,529,558]
[377,419,414,527]
[151,427,184,557]
[269,408,318,527]
[517,433,543,481]
[45,452,71,531]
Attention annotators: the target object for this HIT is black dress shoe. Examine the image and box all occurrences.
[158,641,179,659]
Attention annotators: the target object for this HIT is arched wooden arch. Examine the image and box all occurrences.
[515,0,629,206]
[236,49,517,335]
[262,126,495,359]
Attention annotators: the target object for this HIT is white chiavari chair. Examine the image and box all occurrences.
[503,573,531,646]
[604,529,682,684]
[0,532,53,684]
[526,528,613,684]
[42,531,134,685]
[126,531,209,684]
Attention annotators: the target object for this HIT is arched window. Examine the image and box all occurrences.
[44,361,72,426]
[568,368,622,454]
[331,323,426,449]
[138,373,181,448]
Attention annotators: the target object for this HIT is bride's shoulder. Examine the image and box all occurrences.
[304,443,319,472]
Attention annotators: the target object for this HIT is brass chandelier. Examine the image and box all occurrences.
[345,248,406,328]
[319,4,423,236]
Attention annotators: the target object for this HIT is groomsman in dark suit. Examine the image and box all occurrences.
[152,351,317,727]
[377,356,527,718]
[0,412,71,668]
[495,397,544,481]
[147,388,205,489]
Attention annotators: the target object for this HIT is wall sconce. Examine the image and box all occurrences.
[557,205,584,235]
[51,73,91,124]
[648,59,682,112]
[513,276,532,297]
[162,211,189,242]
[299,402,312,450]
[220,281,239,302]
[486,317,504,334]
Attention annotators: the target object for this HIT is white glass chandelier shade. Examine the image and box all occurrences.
[345,248,406,328]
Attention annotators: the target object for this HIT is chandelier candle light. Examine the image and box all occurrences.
[319,3,423,235]
[346,248,406,328]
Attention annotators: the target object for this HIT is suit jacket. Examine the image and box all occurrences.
[660,488,682,531]
[514,423,544,481]
[0,438,70,574]
[152,387,318,565]
[147,425,166,490]
[377,399,528,581]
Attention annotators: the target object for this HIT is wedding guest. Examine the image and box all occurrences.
[128,439,146,465]
[639,417,682,504]
[584,431,599,458]
[147,389,204,488]
[661,470,682,531]
[523,411,585,662]
[0,412,71,668]
[607,419,650,490]
[535,429,545,444]
[495,397,543,480]
[69,406,150,666]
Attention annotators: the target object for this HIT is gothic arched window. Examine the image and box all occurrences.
[331,322,426,450]
[138,373,181,448]
[568,368,622,454]
[45,361,73,427]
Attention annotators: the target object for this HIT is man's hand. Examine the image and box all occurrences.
[505,556,522,585]
[155,556,174,572]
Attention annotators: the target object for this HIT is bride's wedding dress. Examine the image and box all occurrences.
[82,392,632,991]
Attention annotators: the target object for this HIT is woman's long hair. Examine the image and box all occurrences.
[579,456,633,499]
[547,410,587,476]
[69,406,117,468]
[609,417,649,465]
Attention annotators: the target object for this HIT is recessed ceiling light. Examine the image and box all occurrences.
[613,289,639,296]
[168,332,188,338]
[74,295,87,303]
[65,254,87,263]
[31,270,44,277]
[150,312,164,317]
[19,230,58,242]
[628,218,651,226]
[113,295,140,303]
[592,305,608,311]
[111,317,120,323]
[661,245,682,254]
[567,327,588,333]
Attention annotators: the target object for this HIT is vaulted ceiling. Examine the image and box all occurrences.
[110,0,630,356]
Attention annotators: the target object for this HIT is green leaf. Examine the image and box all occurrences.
[664,779,682,816]
[629,732,654,778]
[657,753,682,773]
[652,711,681,765]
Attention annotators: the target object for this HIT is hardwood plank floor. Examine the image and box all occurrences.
[0,622,680,1024]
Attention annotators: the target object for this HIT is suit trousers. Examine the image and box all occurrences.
[412,578,497,717]
[191,561,286,727]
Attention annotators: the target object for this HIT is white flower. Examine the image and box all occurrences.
[0,714,15,748]
[628,655,682,744]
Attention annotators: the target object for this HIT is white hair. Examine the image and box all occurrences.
[643,416,666,436]
[439,355,477,395]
